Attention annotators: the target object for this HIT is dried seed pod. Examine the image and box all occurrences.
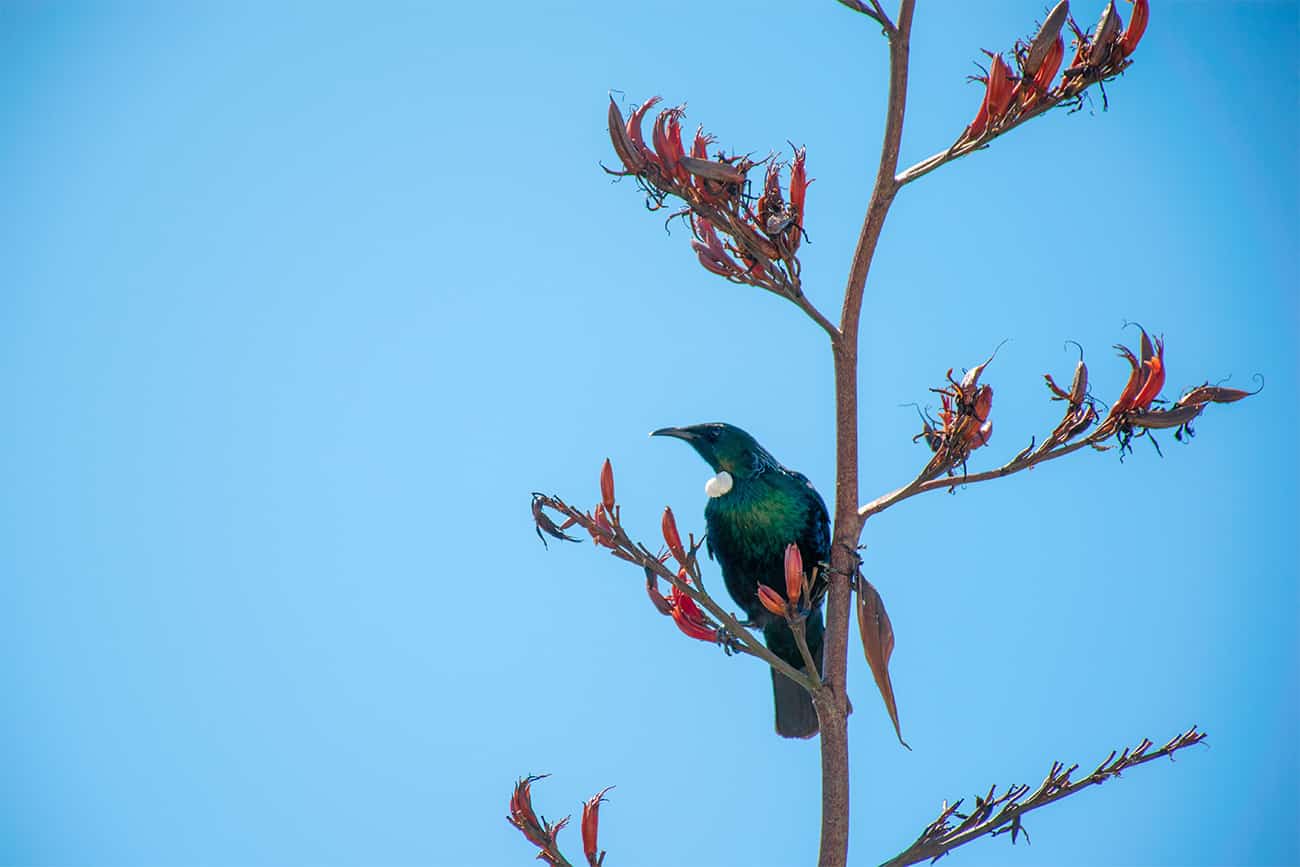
[1088,1,1123,66]
[1130,402,1205,430]
[680,154,746,185]
[606,97,647,174]
[1178,377,1263,406]
[1022,0,1071,77]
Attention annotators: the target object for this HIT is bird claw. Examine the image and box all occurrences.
[716,628,743,656]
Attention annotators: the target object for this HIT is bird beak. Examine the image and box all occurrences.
[650,426,696,441]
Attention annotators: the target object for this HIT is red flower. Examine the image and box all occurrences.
[661,506,687,567]
[784,543,805,605]
[1119,0,1149,58]
[757,584,787,618]
[580,786,614,867]
[669,583,715,641]
[599,459,615,512]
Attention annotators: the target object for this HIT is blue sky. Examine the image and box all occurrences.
[1,2,1295,865]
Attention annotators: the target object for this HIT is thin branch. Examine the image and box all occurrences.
[879,727,1208,867]
[859,434,1097,521]
[834,0,895,31]
[790,616,823,683]
[788,289,841,340]
[532,493,817,691]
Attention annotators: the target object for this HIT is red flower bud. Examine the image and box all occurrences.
[581,786,614,867]
[662,506,687,566]
[599,458,615,512]
[757,584,787,618]
[651,106,688,184]
[1031,36,1064,95]
[625,97,662,175]
[968,54,1016,139]
[783,543,804,605]
[592,504,616,548]
[985,54,1016,124]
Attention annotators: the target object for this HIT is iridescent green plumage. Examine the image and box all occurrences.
[653,423,829,738]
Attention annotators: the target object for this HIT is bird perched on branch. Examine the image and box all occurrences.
[652,423,830,738]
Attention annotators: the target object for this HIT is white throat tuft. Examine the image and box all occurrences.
[705,471,734,498]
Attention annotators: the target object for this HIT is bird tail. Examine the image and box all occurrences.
[771,667,819,739]
[765,611,825,739]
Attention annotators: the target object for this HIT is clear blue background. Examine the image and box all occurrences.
[2,2,1295,865]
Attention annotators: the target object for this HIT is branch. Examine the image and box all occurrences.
[859,433,1097,520]
[860,325,1257,521]
[531,491,817,692]
[605,99,838,341]
[837,0,913,341]
[879,727,1208,867]
[818,4,916,865]
[895,88,1066,187]
[790,290,841,340]
[834,0,895,32]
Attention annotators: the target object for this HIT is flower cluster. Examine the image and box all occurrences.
[507,774,613,867]
[906,325,1259,477]
[756,543,812,620]
[914,345,1002,480]
[1095,326,1262,456]
[531,464,727,646]
[507,775,571,866]
[959,0,1148,145]
[607,96,811,295]
[645,506,719,643]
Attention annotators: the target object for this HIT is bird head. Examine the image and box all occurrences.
[651,423,772,480]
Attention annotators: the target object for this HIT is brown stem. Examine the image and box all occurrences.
[819,3,914,865]
[858,428,1109,521]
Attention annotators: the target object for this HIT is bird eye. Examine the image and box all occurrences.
[707,430,720,442]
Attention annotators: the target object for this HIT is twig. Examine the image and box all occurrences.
[835,0,895,31]
[533,493,818,691]
[790,617,823,685]
[859,434,1099,521]
[879,727,1208,867]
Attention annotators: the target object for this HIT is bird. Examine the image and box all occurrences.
[651,423,830,739]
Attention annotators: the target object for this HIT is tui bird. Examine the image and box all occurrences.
[652,423,830,738]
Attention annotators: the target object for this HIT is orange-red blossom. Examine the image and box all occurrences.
[1104,325,1165,423]
[757,543,808,619]
[507,775,567,861]
[580,786,614,867]
[599,459,615,512]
